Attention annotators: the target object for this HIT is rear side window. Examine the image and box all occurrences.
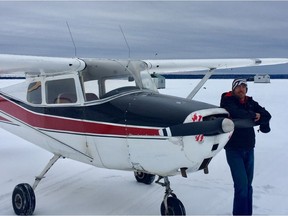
[45,78,77,104]
[27,81,42,104]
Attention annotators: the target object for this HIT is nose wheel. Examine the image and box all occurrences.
[156,176,186,215]
[160,195,185,215]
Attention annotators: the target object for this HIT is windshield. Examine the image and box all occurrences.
[79,59,158,101]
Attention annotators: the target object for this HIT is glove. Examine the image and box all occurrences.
[260,123,270,133]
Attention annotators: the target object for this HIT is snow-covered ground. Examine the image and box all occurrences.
[0,79,287,215]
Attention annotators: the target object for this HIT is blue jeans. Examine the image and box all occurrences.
[225,149,254,216]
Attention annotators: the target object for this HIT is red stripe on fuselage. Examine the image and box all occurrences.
[0,115,12,123]
[0,95,160,136]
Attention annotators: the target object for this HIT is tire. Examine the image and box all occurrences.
[12,183,36,215]
[134,171,155,185]
[160,196,186,215]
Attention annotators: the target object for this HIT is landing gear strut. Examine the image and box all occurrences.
[156,176,186,215]
[12,154,61,215]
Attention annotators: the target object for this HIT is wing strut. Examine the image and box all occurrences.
[186,68,215,100]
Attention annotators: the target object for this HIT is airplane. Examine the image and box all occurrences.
[0,54,287,215]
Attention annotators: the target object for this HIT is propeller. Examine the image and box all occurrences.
[159,118,234,137]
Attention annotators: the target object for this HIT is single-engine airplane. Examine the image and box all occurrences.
[0,54,287,215]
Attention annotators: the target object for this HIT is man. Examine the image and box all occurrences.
[220,78,271,215]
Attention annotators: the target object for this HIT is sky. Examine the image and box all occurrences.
[0,1,288,73]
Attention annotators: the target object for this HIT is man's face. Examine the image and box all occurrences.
[233,84,247,100]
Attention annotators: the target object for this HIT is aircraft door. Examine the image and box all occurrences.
[81,86,132,169]
[83,103,132,170]
[41,75,95,164]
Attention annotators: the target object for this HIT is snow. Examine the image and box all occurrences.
[1,78,288,215]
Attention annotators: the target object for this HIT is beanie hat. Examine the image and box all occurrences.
[232,79,247,91]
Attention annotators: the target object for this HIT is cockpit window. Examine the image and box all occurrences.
[45,78,77,104]
[79,59,158,100]
[82,80,99,102]
[105,76,136,93]
[27,81,42,104]
[140,71,158,91]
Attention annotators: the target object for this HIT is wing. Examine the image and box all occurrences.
[0,54,86,75]
[0,54,287,76]
[144,58,288,73]
[143,58,288,100]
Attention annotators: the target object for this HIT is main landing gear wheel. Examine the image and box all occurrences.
[12,183,36,215]
[134,171,155,185]
[156,176,186,216]
[11,154,61,215]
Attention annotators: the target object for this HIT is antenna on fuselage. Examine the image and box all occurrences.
[66,21,77,57]
[119,25,131,59]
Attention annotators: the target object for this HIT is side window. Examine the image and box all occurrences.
[45,78,77,104]
[27,81,42,104]
[83,80,99,102]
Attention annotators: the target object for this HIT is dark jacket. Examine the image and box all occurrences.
[220,91,271,150]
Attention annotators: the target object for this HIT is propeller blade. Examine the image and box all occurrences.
[233,119,256,128]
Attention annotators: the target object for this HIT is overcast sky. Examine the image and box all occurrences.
[0,1,288,72]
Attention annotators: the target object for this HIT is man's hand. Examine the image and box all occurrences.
[255,113,261,122]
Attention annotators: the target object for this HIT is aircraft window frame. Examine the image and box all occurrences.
[27,81,42,104]
[45,78,78,104]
